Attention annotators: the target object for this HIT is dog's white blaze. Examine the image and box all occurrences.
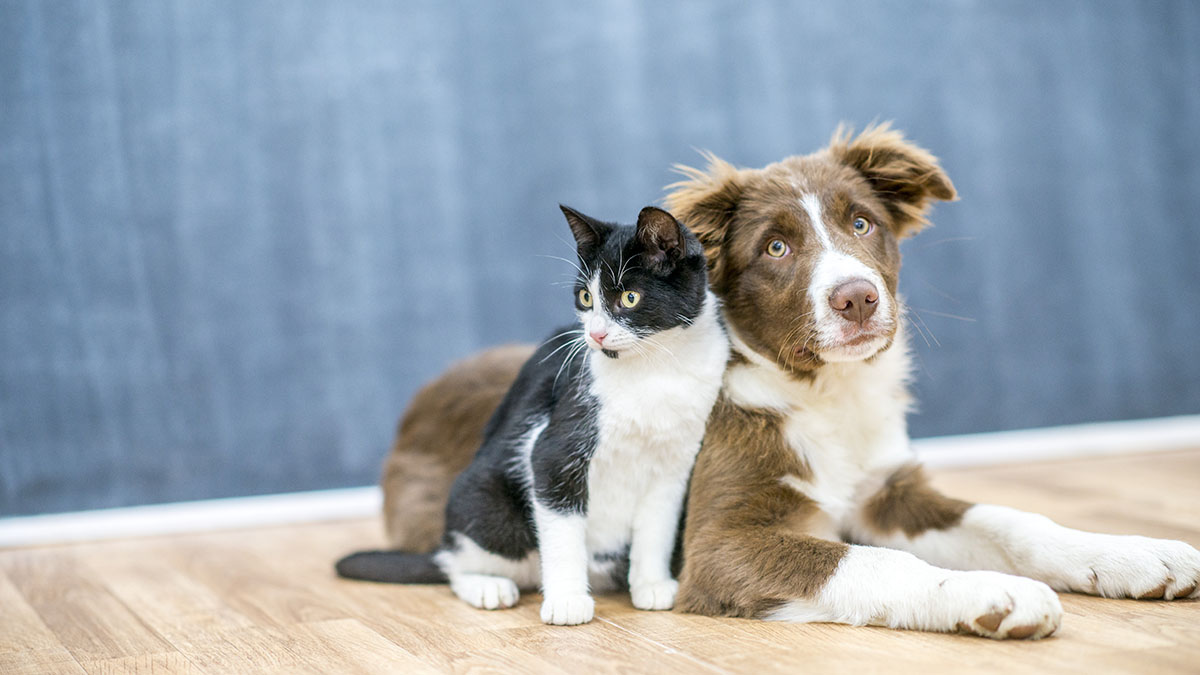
[800,193,834,251]
[798,192,894,360]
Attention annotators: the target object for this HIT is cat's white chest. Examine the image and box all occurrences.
[581,322,727,555]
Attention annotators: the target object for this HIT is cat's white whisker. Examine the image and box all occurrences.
[617,252,642,288]
[537,254,590,280]
[552,339,589,393]
[539,335,586,365]
[601,258,618,284]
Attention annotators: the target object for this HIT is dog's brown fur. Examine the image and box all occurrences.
[382,344,532,552]
[862,464,971,537]
[674,395,847,617]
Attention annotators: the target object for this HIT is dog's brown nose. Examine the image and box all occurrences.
[829,279,879,325]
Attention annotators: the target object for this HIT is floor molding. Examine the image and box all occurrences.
[0,486,381,549]
[2,414,1197,548]
[914,414,1200,468]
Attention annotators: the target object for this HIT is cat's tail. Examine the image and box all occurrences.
[335,549,448,584]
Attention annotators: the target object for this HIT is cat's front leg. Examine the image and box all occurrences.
[532,502,594,625]
[628,476,689,611]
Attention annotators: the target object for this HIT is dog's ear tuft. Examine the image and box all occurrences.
[829,123,957,238]
[663,152,745,289]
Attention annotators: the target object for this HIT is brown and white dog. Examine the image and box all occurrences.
[378,125,1200,639]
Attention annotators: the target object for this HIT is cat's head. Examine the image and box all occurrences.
[560,205,708,358]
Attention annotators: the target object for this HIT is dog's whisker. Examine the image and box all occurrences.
[906,308,941,348]
[912,236,978,252]
[905,315,933,350]
[907,306,977,323]
[914,277,963,305]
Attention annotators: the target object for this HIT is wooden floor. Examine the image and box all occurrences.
[3,450,1199,674]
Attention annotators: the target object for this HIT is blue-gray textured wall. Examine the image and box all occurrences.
[2,1,1198,517]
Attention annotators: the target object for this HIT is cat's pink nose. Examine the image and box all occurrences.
[589,329,607,345]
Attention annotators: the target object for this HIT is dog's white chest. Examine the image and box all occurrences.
[723,339,916,537]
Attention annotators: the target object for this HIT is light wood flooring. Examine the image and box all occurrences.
[2,449,1199,674]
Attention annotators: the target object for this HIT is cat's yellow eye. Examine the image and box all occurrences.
[766,239,789,257]
[578,289,593,308]
[621,291,641,308]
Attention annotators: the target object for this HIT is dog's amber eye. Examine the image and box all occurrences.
[766,239,789,257]
[620,290,641,308]
[852,217,874,236]
[578,289,593,308]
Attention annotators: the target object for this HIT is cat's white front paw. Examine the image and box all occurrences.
[540,593,595,625]
[450,574,520,610]
[630,579,678,611]
[937,572,1062,640]
[1046,535,1200,600]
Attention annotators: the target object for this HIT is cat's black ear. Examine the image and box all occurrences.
[635,206,686,270]
[664,152,744,292]
[560,204,606,251]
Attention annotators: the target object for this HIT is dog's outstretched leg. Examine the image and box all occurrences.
[849,463,1200,601]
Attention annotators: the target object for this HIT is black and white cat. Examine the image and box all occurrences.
[336,205,729,625]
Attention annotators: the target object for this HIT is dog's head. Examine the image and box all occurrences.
[665,124,955,377]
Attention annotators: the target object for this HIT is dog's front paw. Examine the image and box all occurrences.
[939,572,1062,640]
[540,592,594,625]
[631,579,678,611]
[1051,535,1200,600]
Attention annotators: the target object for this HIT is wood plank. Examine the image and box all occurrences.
[289,619,440,675]
[0,549,175,663]
[0,649,87,675]
[0,568,87,673]
[77,652,200,675]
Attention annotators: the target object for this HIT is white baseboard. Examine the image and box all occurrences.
[0,486,381,549]
[913,414,1200,468]
[2,414,1197,548]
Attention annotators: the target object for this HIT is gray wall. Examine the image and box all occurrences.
[2,1,1198,517]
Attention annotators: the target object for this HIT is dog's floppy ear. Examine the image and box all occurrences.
[828,123,957,239]
[663,152,745,289]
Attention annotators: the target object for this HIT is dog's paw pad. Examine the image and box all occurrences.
[1006,623,1042,640]
[973,608,1011,633]
[941,572,1061,640]
[1063,537,1200,601]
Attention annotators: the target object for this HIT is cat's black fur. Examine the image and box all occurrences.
[336,205,710,584]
